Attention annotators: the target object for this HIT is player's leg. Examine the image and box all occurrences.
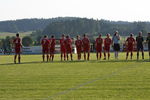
[79,53,81,60]
[42,52,45,62]
[77,53,79,60]
[130,51,133,60]
[46,52,49,62]
[114,51,117,59]
[126,51,129,60]
[70,53,73,61]
[108,51,110,60]
[51,53,54,61]
[104,48,106,60]
[100,51,102,60]
[61,53,62,61]
[84,52,86,60]
[18,53,21,63]
[66,53,69,61]
[137,50,139,60]
[87,51,90,61]
[14,54,17,64]
[64,52,66,61]
[96,52,98,60]
[142,50,144,59]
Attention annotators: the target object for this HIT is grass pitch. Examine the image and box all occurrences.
[0,53,150,100]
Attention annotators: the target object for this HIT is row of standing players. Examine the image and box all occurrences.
[13,31,150,63]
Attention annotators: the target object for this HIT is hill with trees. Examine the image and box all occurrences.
[0,17,78,33]
[42,18,150,37]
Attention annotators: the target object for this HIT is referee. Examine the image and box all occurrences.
[112,31,121,59]
[136,31,144,60]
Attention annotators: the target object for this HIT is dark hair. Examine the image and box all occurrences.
[83,34,86,37]
[51,35,54,38]
[44,35,47,38]
[16,33,19,37]
[62,34,65,37]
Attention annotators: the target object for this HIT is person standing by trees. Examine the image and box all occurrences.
[82,34,90,60]
[41,35,50,62]
[125,33,136,60]
[60,34,66,61]
[13,33,22,64]
[75,35,82,60]
[136,31,144,60]
[95,34,103,60]
[112,31,121,60]
[146,33,150,60]
[49,35,56,61]
[64,35,73,61]
[104,34,112,60]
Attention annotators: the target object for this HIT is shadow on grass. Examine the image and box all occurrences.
[0,59,149,66]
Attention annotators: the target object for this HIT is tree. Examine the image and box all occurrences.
[22,36,33,46]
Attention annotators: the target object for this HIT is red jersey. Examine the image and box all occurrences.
[60,38,65,47]
[126,37,135,45]
[96,38,103,46]
[64,38,72,53]
[82,37,90,46]
[50,38,56,48]
[41,38,50,48]
[75,40,82,48]
[75,39,82,53]
[104,38,112,46]
[64,38,72,47]
[13,37,22,48]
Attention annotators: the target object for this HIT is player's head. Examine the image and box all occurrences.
[114,31,119,35]
[130,33,133,37]
[51,35,54,38]
[77,35,80,39]
[83,34,86,37]
[148,33,150,36]
[16,33,19,37]
[44,35,47,38]
[62,34,65,38]
[139,31,142,36]
[99,34,102,38]
[66,35,69,38]
[107,33,110,38]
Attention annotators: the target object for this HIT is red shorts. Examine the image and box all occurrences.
[96,46,102,52]
[15,47,21,54]
[42,47,49,53]
[60,46,66,53]
[50,47,55,54]
[127,45,134,52]
[76,47,82,54]
[83,45,90,52]
[66,46,72,53]
[104,45,110,52]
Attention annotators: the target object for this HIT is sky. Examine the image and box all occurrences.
[0,0,150,21]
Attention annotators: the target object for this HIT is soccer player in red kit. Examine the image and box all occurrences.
[41,35,50,62]
[49,35,56,61]
[82,34,90,60]
[125,33,135,60]
[60,34,66,61]
[64,35,73,61]
[104,34,112,60]
[95,34,103,60]
[75,35,82,60]
[13,33,22,64]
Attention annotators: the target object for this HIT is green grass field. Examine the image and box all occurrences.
[0,53,150,100]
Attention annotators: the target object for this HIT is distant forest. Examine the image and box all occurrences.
[0,17,150,37]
